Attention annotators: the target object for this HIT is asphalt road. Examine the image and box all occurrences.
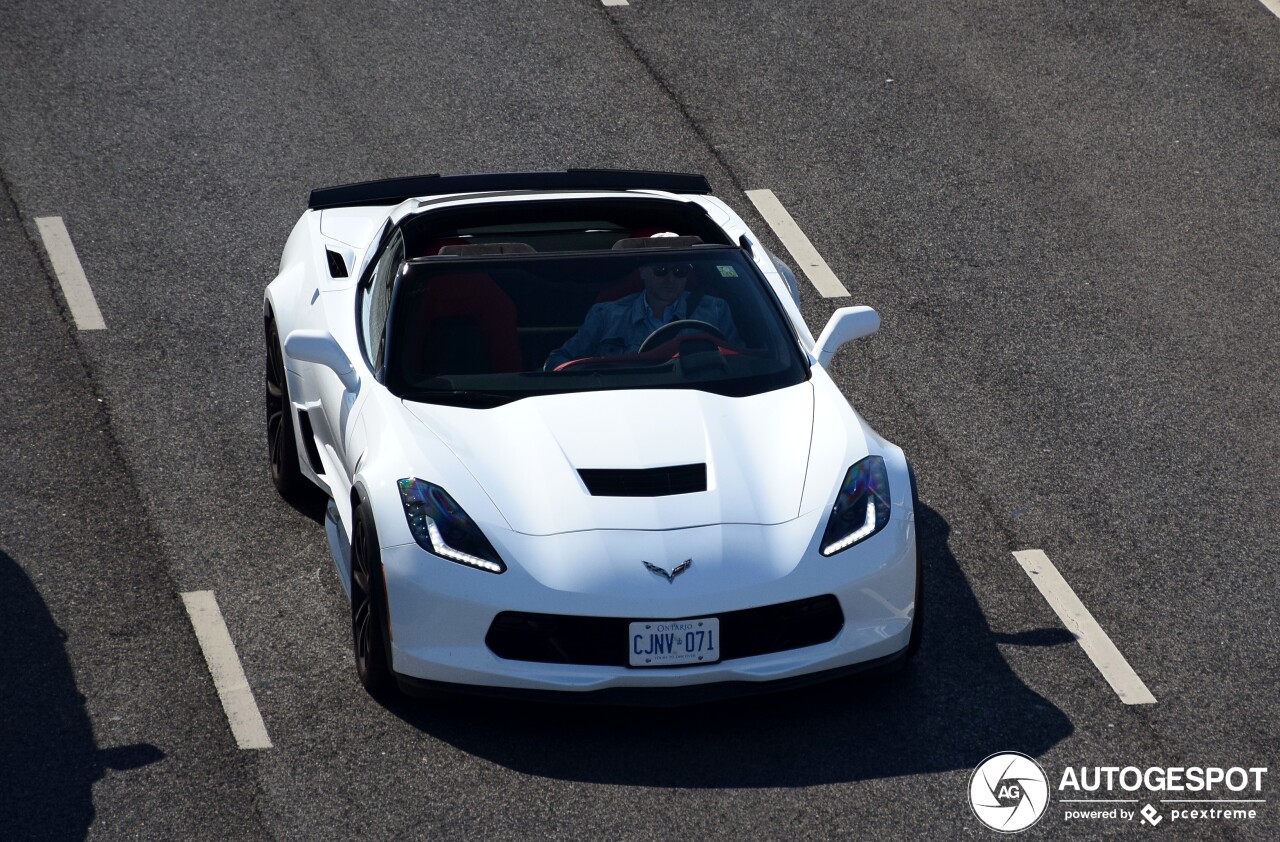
[1,1,1276,840]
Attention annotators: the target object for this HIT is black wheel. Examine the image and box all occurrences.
[265,317,306,498]
[637,319,728,352]
[351,503,395,694]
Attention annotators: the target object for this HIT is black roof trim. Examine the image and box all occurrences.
[307,170,712,210]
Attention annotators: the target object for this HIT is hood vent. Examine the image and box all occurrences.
[578,463,707,497]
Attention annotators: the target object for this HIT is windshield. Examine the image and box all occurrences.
[384,247,808,406]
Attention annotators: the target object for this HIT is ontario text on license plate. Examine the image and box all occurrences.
[629,617,720,666]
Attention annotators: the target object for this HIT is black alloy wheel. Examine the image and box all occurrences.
[265,317,306,498]
[351,506,394,694]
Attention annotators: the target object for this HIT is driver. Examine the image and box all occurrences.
[545,261,741,370]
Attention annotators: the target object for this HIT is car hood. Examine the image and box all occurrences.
[402,384,817,536]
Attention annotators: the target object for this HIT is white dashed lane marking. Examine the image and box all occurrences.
[602,0,629,6]
[1013,550,1157,705]
[181,591,273,749]
[744,189,851,298]
[35,216,106,330]
[1260,1,1280,22]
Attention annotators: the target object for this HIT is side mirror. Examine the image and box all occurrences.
[814,306,880,367]
[284,330,360,391]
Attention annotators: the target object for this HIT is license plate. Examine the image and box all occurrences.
[628,617,720,666]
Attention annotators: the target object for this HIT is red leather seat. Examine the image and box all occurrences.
[408,272,523,375]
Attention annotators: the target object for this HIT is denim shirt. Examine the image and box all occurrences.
[546,291,741,370]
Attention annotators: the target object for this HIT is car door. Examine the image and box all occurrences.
[327,227,407,478]
[313,227,402,480]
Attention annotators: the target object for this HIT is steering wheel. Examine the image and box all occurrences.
[637,319,728,353]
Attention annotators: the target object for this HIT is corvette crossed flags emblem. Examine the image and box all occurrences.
[643,559,692,582]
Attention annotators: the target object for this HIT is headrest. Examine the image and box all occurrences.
[438,242,536,256]
[612,235,703,250]
[424,236,468,255]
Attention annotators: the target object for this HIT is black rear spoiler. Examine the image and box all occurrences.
[307,170,712,210]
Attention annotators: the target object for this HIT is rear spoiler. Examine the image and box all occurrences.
[307,170,712,210]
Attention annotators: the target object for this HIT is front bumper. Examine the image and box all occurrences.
[395,646,910,706]
[379,511,916,695]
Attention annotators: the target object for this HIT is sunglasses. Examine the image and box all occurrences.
[650,265,692,279]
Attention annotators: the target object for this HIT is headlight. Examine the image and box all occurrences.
[397,478,506,573]
[820,455,891,556]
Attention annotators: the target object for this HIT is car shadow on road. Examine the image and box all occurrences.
[382,502,1073,787]
[0,550,164,841]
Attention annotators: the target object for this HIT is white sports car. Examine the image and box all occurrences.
[264,170,920,703]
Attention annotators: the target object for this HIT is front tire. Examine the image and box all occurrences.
[265,316,307,499]
[351,503,395,695]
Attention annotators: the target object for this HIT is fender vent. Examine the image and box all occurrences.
[578,463,706,497]
[325,249,349,278]
[296,410,325,475]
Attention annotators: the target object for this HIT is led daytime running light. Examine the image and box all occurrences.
[821,499,876,556]
[425,520,502,573]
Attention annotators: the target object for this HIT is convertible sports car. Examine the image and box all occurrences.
[264,170,920,702]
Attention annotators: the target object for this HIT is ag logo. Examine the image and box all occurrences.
[969,752,1050,833]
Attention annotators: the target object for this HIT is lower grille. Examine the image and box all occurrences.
[485,595,844,667]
